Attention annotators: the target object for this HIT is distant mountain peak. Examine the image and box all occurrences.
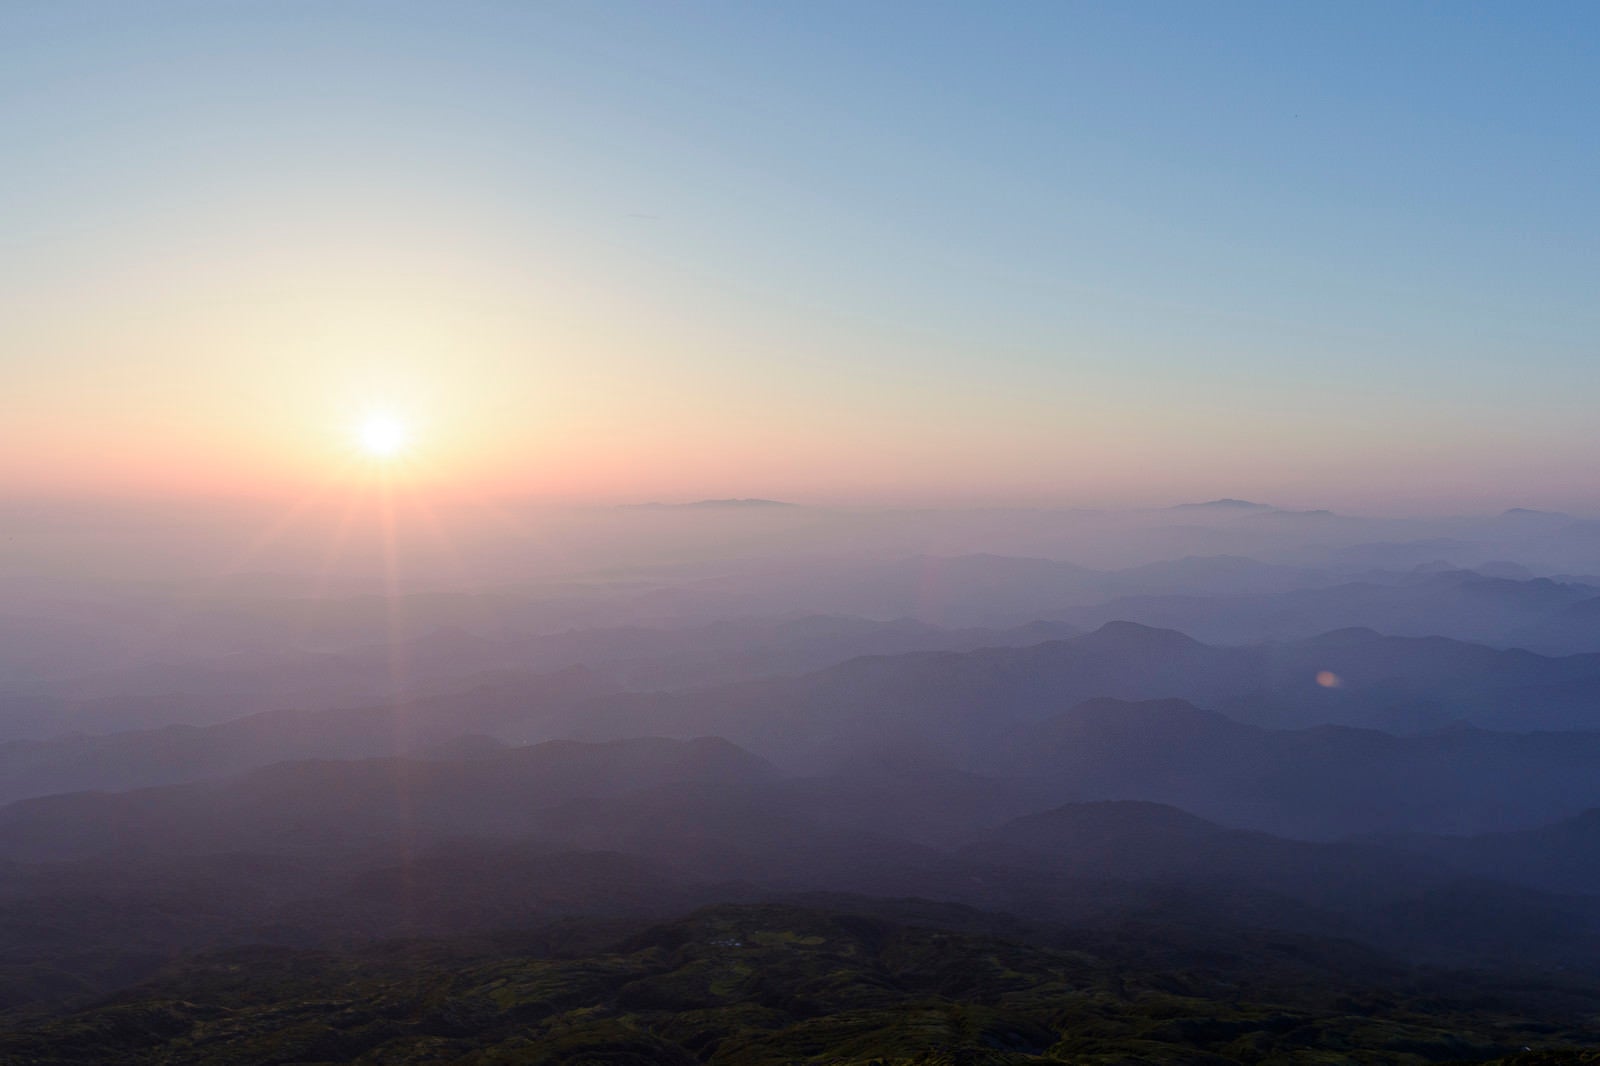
[1301,626,1385,646]
[1075,620,1205,654]
[1172,498,1270,510]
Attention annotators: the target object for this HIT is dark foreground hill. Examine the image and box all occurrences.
[4,903,1598,1065]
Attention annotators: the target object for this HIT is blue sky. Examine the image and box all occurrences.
[4,2,1598,509]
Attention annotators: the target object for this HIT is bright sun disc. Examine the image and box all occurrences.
[358,413,409,458]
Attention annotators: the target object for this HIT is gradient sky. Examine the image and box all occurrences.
[4,1,1599,512]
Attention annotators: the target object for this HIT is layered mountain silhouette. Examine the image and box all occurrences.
[0,612,1082,740]
[563,621,1600,764]
[0,735,1595,998]
[14,622,1600,836]
[1062,568,1600,651]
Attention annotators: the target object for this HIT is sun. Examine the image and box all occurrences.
[357,412,410,459]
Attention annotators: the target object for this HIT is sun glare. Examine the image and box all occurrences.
[357,413,409,459]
